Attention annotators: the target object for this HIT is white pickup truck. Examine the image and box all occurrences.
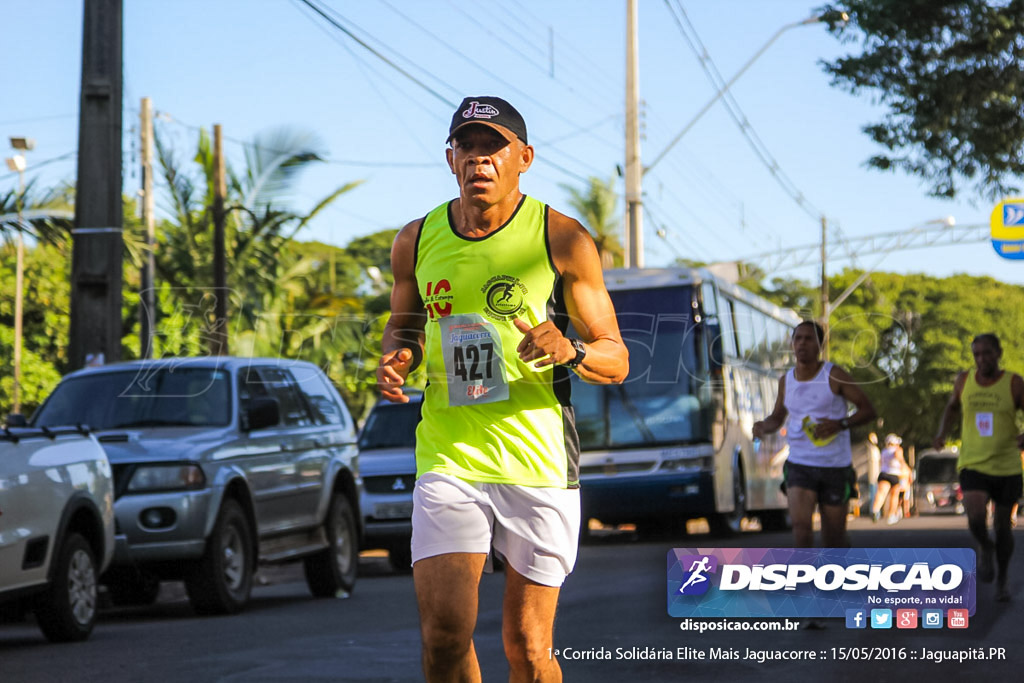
[0,425,115,642]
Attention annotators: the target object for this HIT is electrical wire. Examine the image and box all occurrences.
[665,0,825,224]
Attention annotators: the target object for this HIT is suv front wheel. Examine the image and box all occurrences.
[185,499,254,614]
[304,492,358,597]
[34,533,99,642]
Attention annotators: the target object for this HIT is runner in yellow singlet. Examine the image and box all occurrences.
[934,333,1024,602]
[376,96,629,682]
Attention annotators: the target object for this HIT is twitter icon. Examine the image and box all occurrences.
[870,609,892,629]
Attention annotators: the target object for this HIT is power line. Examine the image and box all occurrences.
[665,0,824,223]
[292,0,443,163]
[374,0,620,155]
[503,0,623,93]
[294,0,596,184]
[296,0,454,107]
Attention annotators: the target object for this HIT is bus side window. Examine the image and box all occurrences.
[717,292,738,358]
[700,283,724,371]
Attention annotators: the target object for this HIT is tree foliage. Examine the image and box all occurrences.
[820,0,1024,198]
[560,176,624,268]
[754,268,1024,449]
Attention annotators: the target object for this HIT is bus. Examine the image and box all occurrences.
[571,267,801,536]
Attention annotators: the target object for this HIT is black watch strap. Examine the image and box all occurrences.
[564,338,586,368]
[839,417,850,430]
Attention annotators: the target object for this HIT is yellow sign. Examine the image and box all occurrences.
[990,198,1024,260]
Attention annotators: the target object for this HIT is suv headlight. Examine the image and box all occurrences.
[127,464,206,492]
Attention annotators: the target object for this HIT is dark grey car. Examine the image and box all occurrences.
[31,357,362,614]
[358,394,420,571]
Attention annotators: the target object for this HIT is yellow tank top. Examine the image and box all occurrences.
[959,371,1022,476]
[412,196,579,488]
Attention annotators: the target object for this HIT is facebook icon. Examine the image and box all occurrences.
[845,609,866,629]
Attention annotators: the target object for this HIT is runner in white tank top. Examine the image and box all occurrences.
[753,321,877,548]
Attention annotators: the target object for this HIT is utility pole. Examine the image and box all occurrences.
[820,215,829,360]
[624,0,643,268]
[139,97,156,358]
[70,0,123,370]
[211,124,228,355]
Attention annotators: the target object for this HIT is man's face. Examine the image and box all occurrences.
[446,125,532,207]
[972,340,1001,376]
[791,324,821,362]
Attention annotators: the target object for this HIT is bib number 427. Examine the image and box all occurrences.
[452,343,494,381]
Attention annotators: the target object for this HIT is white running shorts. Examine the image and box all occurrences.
[411,471,581,587]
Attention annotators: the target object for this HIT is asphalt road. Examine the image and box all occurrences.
[2,514,1020,682]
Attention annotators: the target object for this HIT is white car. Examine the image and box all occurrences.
[0,425,115,641]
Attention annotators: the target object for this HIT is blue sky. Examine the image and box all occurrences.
[2,0,1020,287]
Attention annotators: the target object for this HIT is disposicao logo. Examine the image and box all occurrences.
[667,548,976,618]
[676,555,718,595]
[990,199,1024,260]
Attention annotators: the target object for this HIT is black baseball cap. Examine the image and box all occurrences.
[446,96,528,145]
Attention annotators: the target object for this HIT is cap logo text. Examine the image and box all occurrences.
[463,101,499,119]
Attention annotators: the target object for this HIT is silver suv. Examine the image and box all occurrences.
[31,357,362,614]
[0,425,115,641]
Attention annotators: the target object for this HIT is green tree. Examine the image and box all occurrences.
[820,0,1024,198]
[560,176,624,268]
[150,125,359,356]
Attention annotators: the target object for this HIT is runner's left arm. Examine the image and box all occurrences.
[517,209,628,384]
[816,364,877,439]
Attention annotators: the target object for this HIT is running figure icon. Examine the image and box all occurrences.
[678,556,712,593]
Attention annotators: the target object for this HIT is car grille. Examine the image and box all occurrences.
[364,474,416,494]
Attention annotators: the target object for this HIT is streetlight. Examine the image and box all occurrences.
[627,9,848,267]
[5,136,35,415]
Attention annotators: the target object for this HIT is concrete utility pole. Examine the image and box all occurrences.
[139,97,156,358]
[624,0,643,268]
[70,0,123,370]
[211,124,228,356]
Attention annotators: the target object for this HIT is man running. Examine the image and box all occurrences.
[933,333,1024,602]
[753,320,876,548]
[377,96,629,682]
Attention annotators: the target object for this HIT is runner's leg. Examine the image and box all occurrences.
[502,563,563,683]
[414,553,487,682]
[993,502,1015,593]
[819,503,850,548]
[787,486,818,548]
[962,490,994,582]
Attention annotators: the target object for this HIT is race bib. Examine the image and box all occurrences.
[439,314,509,406]
[975,412,994,437]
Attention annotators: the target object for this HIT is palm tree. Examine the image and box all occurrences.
[150,125,360,355]
[560,175,624,269]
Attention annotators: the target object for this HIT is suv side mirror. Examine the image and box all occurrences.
[5,413,28,428]
[244,397,280,431]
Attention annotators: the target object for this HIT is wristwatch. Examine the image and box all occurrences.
[564,338,586,369]
[839,417,850,430]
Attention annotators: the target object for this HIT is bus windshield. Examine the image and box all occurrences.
[572,285,708,449]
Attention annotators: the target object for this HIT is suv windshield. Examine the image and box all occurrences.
[33,368,232,430]
[359,401,420,450]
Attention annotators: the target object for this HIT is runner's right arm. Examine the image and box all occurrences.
[933,371,967,451]
[752,374,788,438]
[377,219,426,403]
